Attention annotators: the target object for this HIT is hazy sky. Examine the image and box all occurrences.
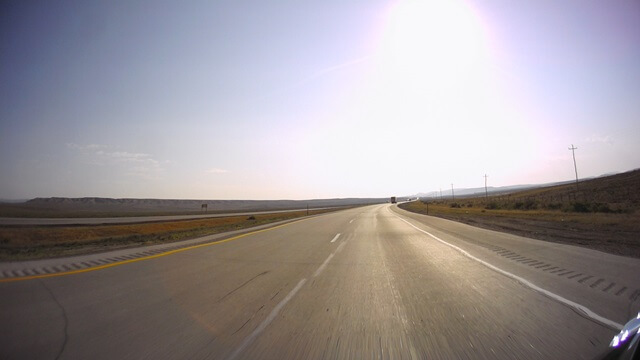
[1,0,639,200]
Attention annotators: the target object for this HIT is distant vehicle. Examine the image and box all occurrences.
[391,196,397,204]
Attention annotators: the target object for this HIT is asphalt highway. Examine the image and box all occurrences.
[1,204,638,359]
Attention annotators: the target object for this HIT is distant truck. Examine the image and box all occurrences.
[390,196,397,204]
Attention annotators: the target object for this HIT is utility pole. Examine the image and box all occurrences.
[451,183,455,201]
[306,203,309,216]
[439,188,442,201]
[569,144,579,190]
[484,174,488,200]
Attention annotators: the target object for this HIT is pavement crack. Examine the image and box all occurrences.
[218,271,269,302]
[232,305,265,335]
[40,280,69,360]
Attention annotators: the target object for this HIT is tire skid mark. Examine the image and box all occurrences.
[228,278,307,360]
[218,271,270,302]
[232,304,265,336]
[40,281,69,360]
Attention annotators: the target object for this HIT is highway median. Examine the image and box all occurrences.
[0,207,342,261]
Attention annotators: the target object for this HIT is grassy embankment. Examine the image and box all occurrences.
[0,208,338,261]
[400,169,640,258]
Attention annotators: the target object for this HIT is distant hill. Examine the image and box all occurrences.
[415,182,571,199]
[416,169,640,211]
[413,171,633,200]
[0,199,29,204]
[500,169,640,206]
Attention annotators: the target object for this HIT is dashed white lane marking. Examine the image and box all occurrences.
[230,238,350,359]
[391,211,624,331]
[314,241,347,278]
[228,278,307,360]
[330,233,341,243]
[314,254,334,277]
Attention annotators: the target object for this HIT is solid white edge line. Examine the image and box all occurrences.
[391,210,624,331]
[228,278,307,360]
[330,233,341,243]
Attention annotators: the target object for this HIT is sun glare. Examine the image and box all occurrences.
[380,0,486,88]
[368,0,493,134]
[358,0,536,174]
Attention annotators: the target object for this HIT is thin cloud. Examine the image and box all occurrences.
[100,151,156,163]
[297,56,371,85]
[66,143,107,151]
[585,134,613,145]
[67,143,164,175]
[207,168,229,174]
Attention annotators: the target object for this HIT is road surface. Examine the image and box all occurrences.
[0,207,338,226]
[1,204,639,359]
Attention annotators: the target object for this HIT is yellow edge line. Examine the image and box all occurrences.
[0,217,311,283]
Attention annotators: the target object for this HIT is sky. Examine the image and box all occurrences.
[1,0,639,200]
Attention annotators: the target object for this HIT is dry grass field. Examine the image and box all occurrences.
[0,208,336,260]
[400,169,640,258]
